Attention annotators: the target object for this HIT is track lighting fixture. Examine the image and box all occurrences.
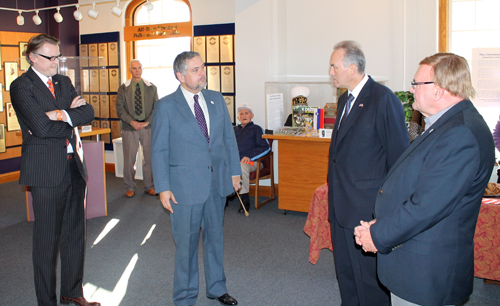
[33,10,42,25]
[73,5,83,21]
[88,3,99,19]
[54,7,63,23]
[145,0,154,12]
[17,11,24,26]
[111,0,122,17]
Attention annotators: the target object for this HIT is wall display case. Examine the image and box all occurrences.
[78,40,120,144]
[194,34,235,123]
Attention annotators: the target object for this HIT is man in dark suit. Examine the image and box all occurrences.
[10,34,99,306]
[151,51,241,306]
[355,53,495,306]
[328,40,410,306]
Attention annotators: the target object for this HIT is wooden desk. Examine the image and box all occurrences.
[263,134,330,213]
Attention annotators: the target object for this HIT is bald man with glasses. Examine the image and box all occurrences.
[10,34,99,306]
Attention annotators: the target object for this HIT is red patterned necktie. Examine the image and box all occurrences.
[47,79,55,98]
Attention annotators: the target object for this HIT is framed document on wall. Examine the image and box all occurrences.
[0,83,3,112]
[207,66,220,91]
[4,62,18,91]
[220,35,234,63]
[98,43,108,67]
[221,65,234,93]
[194,36,206,62]
[108,42,119,66]
[6,102,20,131]
[0,123,5,153]
[88,44,98,67]
[206,36,220,63]
[19,42,29,71]
[223,96,235,123]
[79,44,89,67]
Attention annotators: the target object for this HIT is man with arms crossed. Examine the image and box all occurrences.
[355,53,495,306]
[151,51,241,306]
[10,34,99,306]
[328,40,410,306]
[116,59,158,198]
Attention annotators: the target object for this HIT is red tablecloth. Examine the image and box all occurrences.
[303,183,332,264]
[474,198,500,281]
[305,186,500,282]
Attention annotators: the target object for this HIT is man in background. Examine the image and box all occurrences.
[355,53,495,306]
[233,103,270,213]
[116,59,158,198]
[10,34,99,306]
[151,51,241,306]
[328,40,410,306]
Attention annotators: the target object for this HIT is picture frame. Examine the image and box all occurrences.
[19,42,29,71]
[6,102,20,131]
[0,83,3,112]
[4,62,19,91]
[0,123,5,153]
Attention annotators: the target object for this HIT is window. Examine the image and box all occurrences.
[126,0,192,98]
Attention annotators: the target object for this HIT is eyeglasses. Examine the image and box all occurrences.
[35,53,62,61]
[411,80,434,89]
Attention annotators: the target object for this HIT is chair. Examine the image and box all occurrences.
[249,139,275,209]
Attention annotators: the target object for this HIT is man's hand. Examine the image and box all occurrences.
[70,96,87,108]
[130,120,148,130]
[354,219,378,253]
[159,190,177,214]
[240,156,251,163]
[232,176,241,192]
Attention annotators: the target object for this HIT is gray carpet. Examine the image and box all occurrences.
[0,173,499,305]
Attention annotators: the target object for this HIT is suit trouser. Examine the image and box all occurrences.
[122,128,154,191]
[170,175,227,306]
[239,162,261,194]
[30,158,87,306]
[331,216,390,306]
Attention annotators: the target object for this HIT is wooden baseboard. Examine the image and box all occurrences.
[249,184,279,197]
[0,171,20,184]
[105,163,115,173]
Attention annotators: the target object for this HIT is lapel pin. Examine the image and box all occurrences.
[359,104,364,108]
[211,101,214,104]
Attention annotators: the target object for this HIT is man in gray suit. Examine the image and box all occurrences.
[116,59,158,198]
[151,51,241,306]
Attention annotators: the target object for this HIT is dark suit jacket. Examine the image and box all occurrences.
[115,78,158,131]
[151,86,241,205]
[371,100,495,306]
[328,76,410,229]
[10,68,95,187]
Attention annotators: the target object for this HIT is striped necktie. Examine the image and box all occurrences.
[47,79,55,98]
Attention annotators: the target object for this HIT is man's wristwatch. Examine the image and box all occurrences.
[55,110,63,121]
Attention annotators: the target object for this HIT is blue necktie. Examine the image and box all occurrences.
[194,94,209,143]
[339,93,354,127]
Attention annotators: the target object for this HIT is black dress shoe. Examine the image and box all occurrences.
[208,293,238,305]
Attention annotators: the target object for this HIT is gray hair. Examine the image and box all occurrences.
[334,40,366,74]
[129,59,142,69]
[173,51,201,80]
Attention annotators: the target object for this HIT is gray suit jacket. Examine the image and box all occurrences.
[116,78,158,131]
[151,86,241,204]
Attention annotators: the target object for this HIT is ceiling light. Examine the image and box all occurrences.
[111,0,122,17]
[88,3,99,19]
[73,5,83,21]
[54,7,63,23]
[33,10,42,25]
[17,11,24,26]
[145,0,154,11]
